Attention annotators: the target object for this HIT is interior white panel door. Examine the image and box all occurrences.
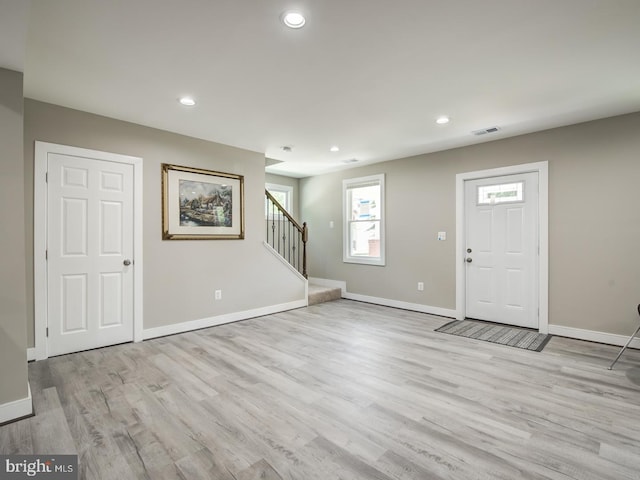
[48,153,134,356]
[465,172,538,328]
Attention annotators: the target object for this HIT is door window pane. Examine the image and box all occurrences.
[477,182,523,205]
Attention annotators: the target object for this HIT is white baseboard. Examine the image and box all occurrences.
[338,283,638,348]
[27,296,639,359]
[308,277,347,295]
[0,383,32,425]
[343,292,457,318]
[142,300,307,340]
[548,324,640,349]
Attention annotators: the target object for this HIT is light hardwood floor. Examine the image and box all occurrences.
[2,300,640,479]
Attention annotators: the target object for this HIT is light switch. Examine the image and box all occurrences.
[437,231,446,241]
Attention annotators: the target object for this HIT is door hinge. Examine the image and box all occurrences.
[45,172,48,183]
[46,327,49,337]
[45,249,48,260]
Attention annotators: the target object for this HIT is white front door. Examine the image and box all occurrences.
[47,152,135,356]
[465,172,538,328]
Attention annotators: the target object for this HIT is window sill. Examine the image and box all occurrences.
[343,257,386,266]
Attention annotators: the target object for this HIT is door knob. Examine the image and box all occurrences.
[466,258,472,263]
[123,259,132,266]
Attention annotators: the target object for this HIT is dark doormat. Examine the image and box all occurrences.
[435,319,552,352]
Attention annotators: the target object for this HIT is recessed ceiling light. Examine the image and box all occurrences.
[330,146,340,152]
[282,11,306,29]
[436,116,450,124]
[179,97,196,106]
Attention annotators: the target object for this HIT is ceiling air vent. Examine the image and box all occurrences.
[472,126,500,136]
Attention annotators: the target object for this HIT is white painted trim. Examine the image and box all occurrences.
[549,325,640,350]
[342,173,386,266]
[262,242,308,305]
[262,241,308,284]
[142,300,307,340]
[343,289,638,351]
[34,141,144,360]
[308,277,347,295]
[133,154,144,343]
[343,292,457,318]
[26,348,35,362]
[455,161,549,334]
[0,384,32,424]
[538,164,549,335]
[34,142,47,360]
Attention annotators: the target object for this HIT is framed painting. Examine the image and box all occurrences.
[162,163,244,240]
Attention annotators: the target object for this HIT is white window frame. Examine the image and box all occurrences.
[266,183,293,217]
[343,174,385,266]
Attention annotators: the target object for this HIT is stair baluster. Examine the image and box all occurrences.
[265,190,308,278]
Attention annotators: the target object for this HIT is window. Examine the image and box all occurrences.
[477,182,524,205]
[343,174,385,265]
[266,183,293,216]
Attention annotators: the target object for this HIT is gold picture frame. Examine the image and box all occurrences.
[162,163,244,240]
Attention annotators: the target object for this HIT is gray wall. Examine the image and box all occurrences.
[24,100,306,347]
[0,68,28,405]
[300,112,640,336]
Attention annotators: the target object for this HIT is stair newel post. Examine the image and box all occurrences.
[302,222,308,279]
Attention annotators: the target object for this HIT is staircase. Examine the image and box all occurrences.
[265,190,307,278]
[265,190,341,306]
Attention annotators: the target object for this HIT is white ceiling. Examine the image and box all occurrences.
[4,0,640,177]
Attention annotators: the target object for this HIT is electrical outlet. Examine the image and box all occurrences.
[417,282,424,291]
[215,289,222,300]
